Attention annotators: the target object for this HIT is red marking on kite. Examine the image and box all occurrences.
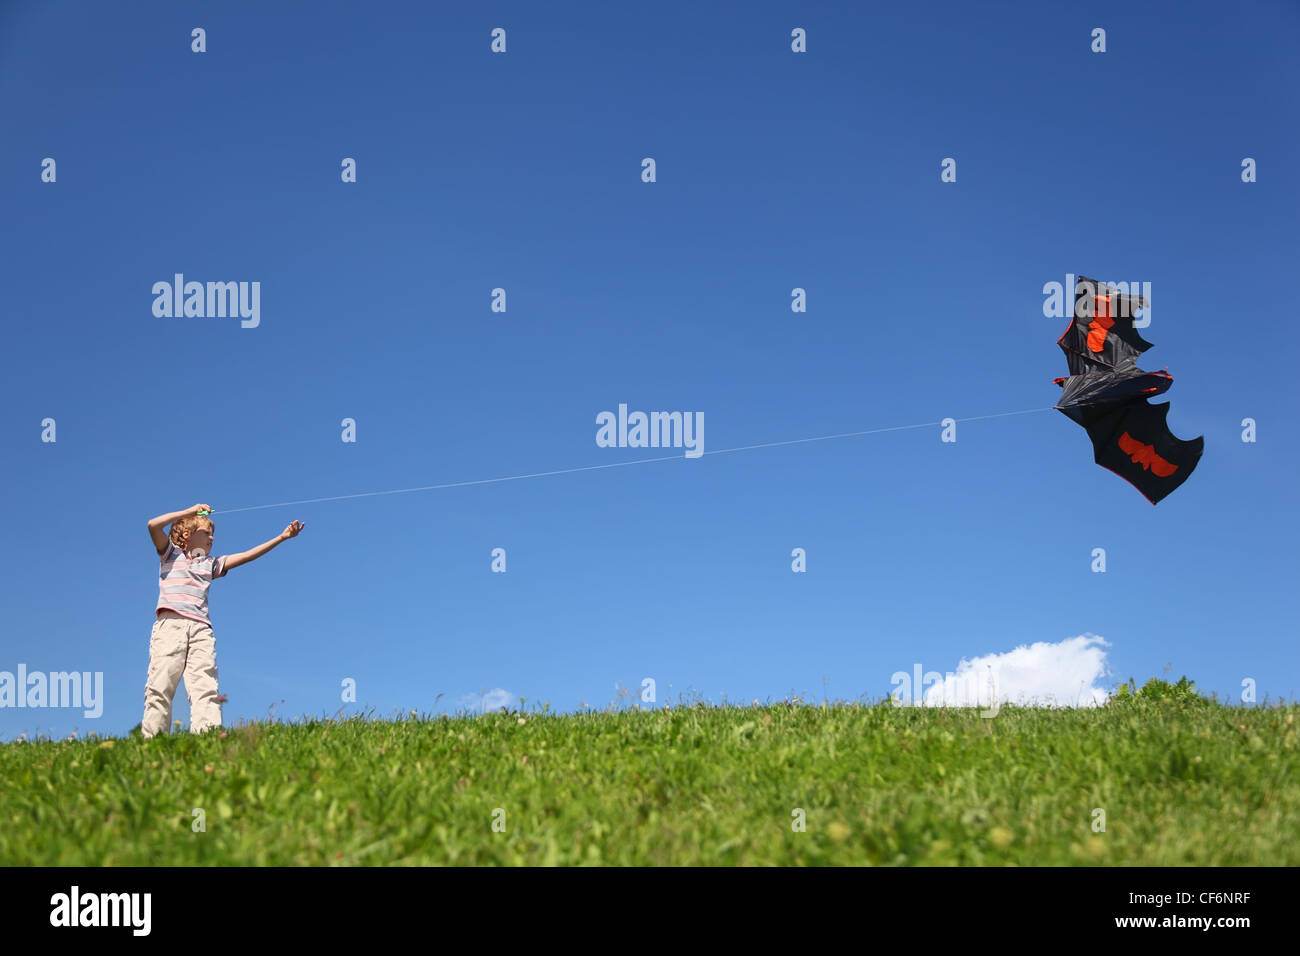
[1118,431,1179,477]
[1087,296,1115,352]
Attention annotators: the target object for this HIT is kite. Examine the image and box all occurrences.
[1054,275,1203,504]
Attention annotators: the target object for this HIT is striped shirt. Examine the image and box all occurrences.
[156,540,228,626]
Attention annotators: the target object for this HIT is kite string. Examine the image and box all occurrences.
[210,405,1059,516]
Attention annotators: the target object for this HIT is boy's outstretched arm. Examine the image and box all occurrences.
[223,521,305,573]
[148,503,210,557]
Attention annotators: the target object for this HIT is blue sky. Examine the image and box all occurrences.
[2,0,1297,740]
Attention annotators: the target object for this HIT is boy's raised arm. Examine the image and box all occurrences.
[148,503,209,556]
[224,520,305,573]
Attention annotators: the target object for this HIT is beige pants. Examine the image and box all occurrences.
[142,613,222,738]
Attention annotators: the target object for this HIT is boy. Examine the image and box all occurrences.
[143,503,304,738]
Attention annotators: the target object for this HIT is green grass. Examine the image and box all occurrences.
[2,698,1296,865]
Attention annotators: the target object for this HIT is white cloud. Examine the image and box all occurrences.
[920,634,1112,708]
[459,688,517,713]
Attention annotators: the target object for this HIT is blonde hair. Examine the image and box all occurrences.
[169,514,213,549]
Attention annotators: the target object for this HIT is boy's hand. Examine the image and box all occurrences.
[192,503,212,516]
[281,520,305,540]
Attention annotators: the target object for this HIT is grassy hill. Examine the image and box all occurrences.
[3,695,1296,865]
